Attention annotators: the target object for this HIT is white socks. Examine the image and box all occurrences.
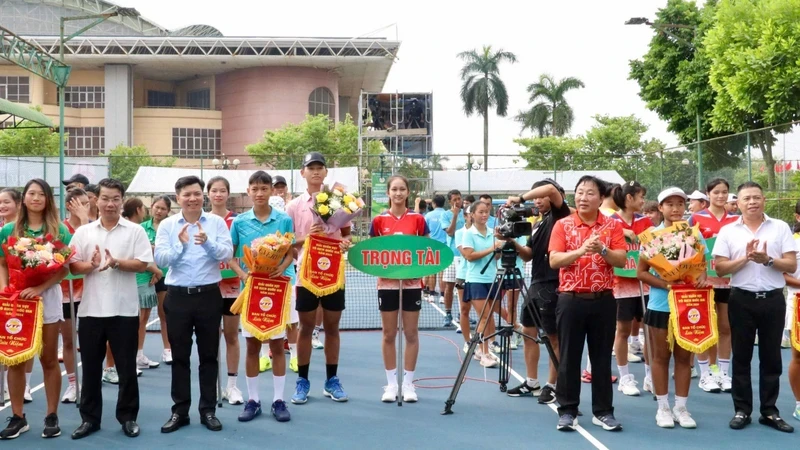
[644,363,652,380]
[675,395,687,408]
[227,375,237,390]
[657,394,669,409]
[386,369,398,387]
[618,364,630,378]
[137,349,143,358]
[289,343,297,361]
[718,359,730,376]
[273,375,285,402]
[697,358,710,377]
[526,377,537,386]
[25,372,31,385]
[246,376,259,403]
[403,370,414,387]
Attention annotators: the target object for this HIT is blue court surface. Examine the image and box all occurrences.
[4,301,799,449]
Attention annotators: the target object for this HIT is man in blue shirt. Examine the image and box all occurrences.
[229,171,295,424]
[440,189,465,327]
[424,195,447,301]
[155,175,233,434]
[480,194,497,228]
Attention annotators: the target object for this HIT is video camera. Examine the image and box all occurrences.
[495,204,538,239]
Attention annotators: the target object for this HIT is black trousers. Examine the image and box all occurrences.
[78,316,140,425]
[555,292,616,417]
[165,287,223,416]
[728,288,785,417]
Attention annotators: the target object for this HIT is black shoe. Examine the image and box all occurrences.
[758,415,794,433]
[122,421,140,437]
[71,422,100,440]
[729,412,751,430]
[160,414,190,433]
[0,414,29,440]
[507,380,541,397]
[200,412,222,431]
[42,413,61,438]
[538,385,556,404]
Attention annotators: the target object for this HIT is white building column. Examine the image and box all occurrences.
[104,64,133,151]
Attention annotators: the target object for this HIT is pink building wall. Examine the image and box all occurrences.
[216,67,339,167]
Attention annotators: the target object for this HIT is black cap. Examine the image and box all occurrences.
[62,174,90,186]
[302,152,326,167]
[274,175,287,186]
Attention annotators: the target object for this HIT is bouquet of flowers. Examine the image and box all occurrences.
[3,234,74,293]
[229,232,294,314]
[312,182,365,229]
[638,221,706,283]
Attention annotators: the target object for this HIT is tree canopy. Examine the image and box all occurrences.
[516,74,584,137]
[0,108,62,157]
[108,145,175,188]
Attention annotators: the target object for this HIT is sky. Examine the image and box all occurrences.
[124,0,699,169]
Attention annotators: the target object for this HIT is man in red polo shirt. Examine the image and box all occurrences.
[548,176,627,433]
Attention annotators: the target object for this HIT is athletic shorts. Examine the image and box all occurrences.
[616,296,647,322]
[378,289,422,312]
[154,276,168,293]
[442,258,460,283]
[295,286,346,312]
[522,280,558,335]
[138,284,158,309]
[222,297,238,316]
[463,282,503,302]
[455,278,465,290]
[713,288,730,304]
[42,284,64,325]
[644,309,669,330]
[62,301,80,320]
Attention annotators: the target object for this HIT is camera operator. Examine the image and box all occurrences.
[503,179,570,404]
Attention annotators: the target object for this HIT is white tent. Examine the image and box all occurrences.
[431,169,625,195]
[127,166,360,194]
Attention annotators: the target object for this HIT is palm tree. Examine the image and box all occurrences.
[516,74,585,137]
[429,154,449,171]
[459,45,517,171]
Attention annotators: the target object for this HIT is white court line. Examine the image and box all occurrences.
[1,316,162,412]
[427,301,610,450]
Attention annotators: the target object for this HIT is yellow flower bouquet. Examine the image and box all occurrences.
[311,182,365,228]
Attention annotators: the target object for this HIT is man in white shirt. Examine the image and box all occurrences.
[68,178,153,440]
[713,181,797,433]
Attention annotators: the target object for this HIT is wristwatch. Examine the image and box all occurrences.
[518,193,527,203]
[764,257,774,267]
[600,245,608,257]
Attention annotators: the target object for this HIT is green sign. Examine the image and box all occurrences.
[348,235,454,279]
[371,174,389,218]
[614,236,724,279]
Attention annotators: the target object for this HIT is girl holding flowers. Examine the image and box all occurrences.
[0,179,72,439]
[637,187,708,429]
[368,176,429,403]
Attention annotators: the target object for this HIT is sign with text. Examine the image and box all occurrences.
[348,235,454,279]
[0,295,43,366]
[240,275,291,341]
[668,285,718,354]
[300,235,346,297]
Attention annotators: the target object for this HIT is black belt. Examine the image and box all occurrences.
[561,290,612,299]
[168,283,219,296]
[731,287,782,299]
[531,279,558,286]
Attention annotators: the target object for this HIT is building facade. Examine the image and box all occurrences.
[0,0,399,167]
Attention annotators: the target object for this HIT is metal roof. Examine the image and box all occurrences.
[0,98,54,128]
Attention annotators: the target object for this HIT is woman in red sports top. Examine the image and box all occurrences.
[609,181,653,397]
[688,178,737,394]
[369,175,429,404]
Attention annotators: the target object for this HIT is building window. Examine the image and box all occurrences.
[172,128,221,158]
[308,87,335,119]
[186,89,211,109]
[0,76,30,103]
[64,86,105,108]
[66,127,105,157]
[148,90,176,107]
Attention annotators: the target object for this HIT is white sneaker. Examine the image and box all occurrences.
[161,349,173,365]
[643,376,654,394]
[61,384,77,403]
[473,348,484,361]
[480,353,499,368]
[690,366,698,378]
[698,373,721,393]
[672,405,697,429]
[402,384,418,403]
[716,373,732,392]
[628,353,642,363]
[629,341,643,355]
[137,368,143,377]
[617,374,640,396]
[438,296,445,304]
[781,334,792,348]
[656,406,675,428]
[102,367,119,384]
[137,354,160,369]
[510,339,518,350]
[23,384,32,403]
[381,384,398,402]
[311,330,324,349]
[463,342,469,354]
[225,386,244,405]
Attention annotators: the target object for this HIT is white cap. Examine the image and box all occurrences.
[727,193,738,202]
[269,196,285,211]
[687,190,709,202]
[658,187,688,204]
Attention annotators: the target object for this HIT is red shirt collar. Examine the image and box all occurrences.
[571,211,608,228]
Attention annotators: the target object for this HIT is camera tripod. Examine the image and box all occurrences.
[442,247,559,415]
